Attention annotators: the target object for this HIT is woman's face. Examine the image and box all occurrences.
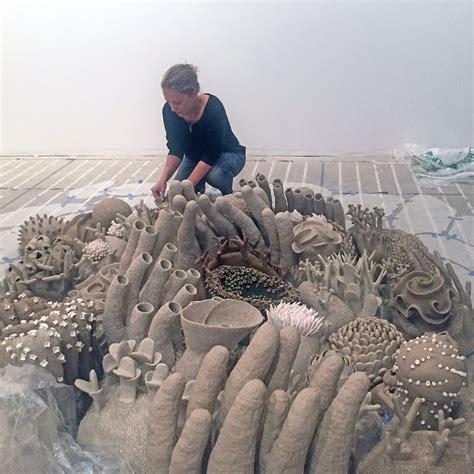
[162,88,197,118]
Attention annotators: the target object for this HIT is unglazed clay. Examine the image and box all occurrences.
[175,299,263,381]
[292,215,343,261]
[328,317,404,384]
[205,265,300,313]
[382,332,467,430]
[5,177,474,474]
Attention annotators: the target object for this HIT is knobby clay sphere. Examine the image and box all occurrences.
[385,332,467,430]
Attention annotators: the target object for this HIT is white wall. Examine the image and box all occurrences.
[1,1,472,155]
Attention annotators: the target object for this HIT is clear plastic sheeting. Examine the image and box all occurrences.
[395,143,474,184]
[0,364,133,474]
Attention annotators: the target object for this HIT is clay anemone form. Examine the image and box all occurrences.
[205,265,301,313]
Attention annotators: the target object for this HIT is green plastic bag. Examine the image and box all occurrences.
[409,146,474,180]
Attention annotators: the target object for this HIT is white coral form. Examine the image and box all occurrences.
[267,301,324,336]
[107,220,125,238]
[83,239,111,262]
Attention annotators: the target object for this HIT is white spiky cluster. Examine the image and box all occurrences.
[107,220,125,238]
[83,239,111,262]
[267,301,324,336]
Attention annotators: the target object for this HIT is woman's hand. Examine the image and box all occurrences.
[151,178,167,199]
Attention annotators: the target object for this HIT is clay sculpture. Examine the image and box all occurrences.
[292,215,343,261]
[205,265,301,313]
[328,317,404,384]
[175,299,264,381]
[381,332,467,431]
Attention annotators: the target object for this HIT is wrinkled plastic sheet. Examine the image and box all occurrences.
[0,364,132,474]
[394,143,474,185]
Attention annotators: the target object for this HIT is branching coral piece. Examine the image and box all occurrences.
[428,409,466,464]
[383,397,422,462]
[74,369,106,412]
[291,250,385,315]
[383,430,412,462]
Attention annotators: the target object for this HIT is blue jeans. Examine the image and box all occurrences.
[174,151,246,195]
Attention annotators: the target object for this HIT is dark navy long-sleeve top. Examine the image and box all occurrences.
[162,93,245,166]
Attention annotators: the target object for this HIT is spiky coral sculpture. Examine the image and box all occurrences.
[205,265,300,313]
[384,332,467,430]
[17,214,65,255]
[329,317,404,384]
[267,301,324,336]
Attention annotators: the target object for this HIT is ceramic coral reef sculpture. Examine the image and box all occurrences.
[17,214,65,255]
[153,343,371,474]
[5,175,474,474]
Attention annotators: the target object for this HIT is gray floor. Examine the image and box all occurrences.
[0,154,473,293]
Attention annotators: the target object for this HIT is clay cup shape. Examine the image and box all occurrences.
[176,299,264,381]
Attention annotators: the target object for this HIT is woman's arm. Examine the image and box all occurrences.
[187,160,212,185]
[151,154,182,197]
[161,154,183,181]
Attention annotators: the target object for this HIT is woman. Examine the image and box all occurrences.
[151,63,246,198]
